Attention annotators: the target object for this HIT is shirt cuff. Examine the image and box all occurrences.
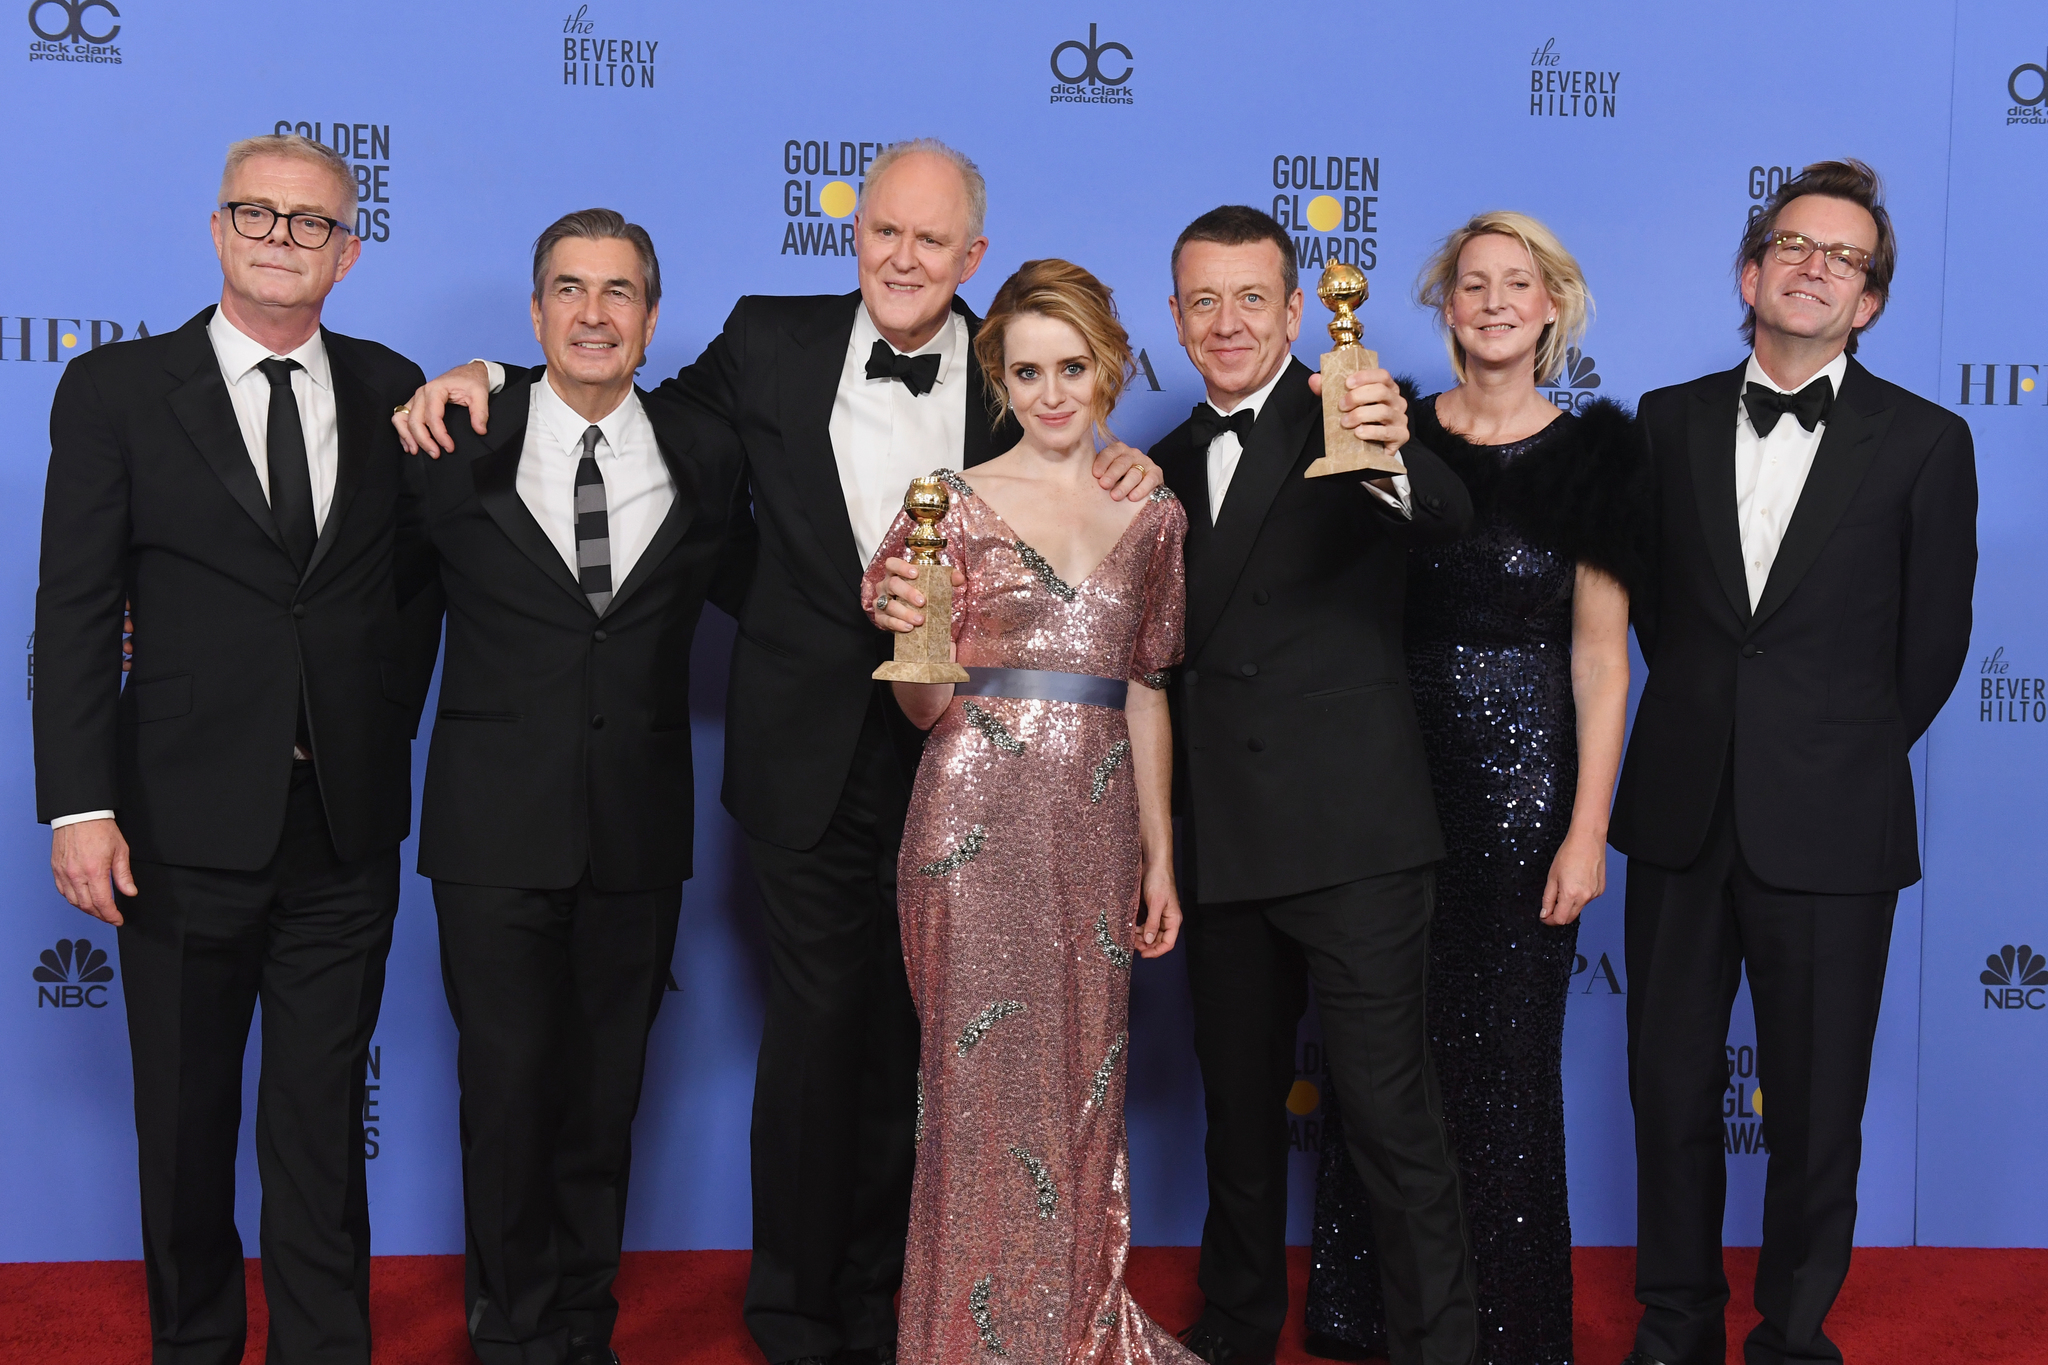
[52,811,116,829]
[1362,471,1414,519]
[474,360,506,394]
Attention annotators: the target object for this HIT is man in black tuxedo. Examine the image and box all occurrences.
[1611,161,1976,1365]
[1148,206,1478,1365]
[403,210,751,1365]
[35,134,427,1365]
[395,141,1160,1365]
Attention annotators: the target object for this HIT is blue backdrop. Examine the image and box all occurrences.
[3,0,2043,1262]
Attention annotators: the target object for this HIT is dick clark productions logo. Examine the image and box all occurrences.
[1049,23,1133,105]
[2009,47,2045,126]
[26,0,122,64]
[34,937,114,1008]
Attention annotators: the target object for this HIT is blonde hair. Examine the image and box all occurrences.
[861,138,987,241]
[1415,211,1591,386]
[219,134,357,222]
[972,259,1134,444]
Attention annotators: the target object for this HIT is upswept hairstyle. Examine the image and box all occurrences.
[219,133,357,222]
[972,258,1134,444]
[1170,204,1298,300]
[530,208,662,307]
[1415,211,1592,387]
[861,138,988,241]
[1735,158,1894,355]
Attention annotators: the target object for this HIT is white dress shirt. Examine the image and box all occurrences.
[1201,360,1409,522]
[1734,349,1849,609]
[520,374,674,588]
[832,306,968,566]
[54,310,344,830]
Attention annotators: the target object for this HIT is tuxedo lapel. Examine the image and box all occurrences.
[1685,363,1753,626]
[163,309,287,558]
[603,387,702,616]
[1185,360,1313,658]
[301,333,376,587]
[1749,358,1893,632]
[778,291,864,592]
[469,374,592,613]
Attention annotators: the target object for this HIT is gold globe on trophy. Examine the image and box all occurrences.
[873,475,970,684]
[1304,262,1408,478]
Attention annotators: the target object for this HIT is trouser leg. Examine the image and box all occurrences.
[1183,893,1307,1351]
[1735,855,1895,1365]
[1277,867,1476,1365]
[743,698,916,1363]
[1625,792,1745,1365]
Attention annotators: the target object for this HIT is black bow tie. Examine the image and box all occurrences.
[1188,402,1256,448]
[865,338,942,396]
[1743,376,1835,438]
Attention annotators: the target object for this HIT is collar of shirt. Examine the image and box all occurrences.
[1740,349,1849,431]
[533,368,643,459]
[1204,357,1289,433]
[208,306,331,392]
[851,302,963,392]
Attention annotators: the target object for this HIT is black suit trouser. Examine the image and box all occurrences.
[117,761,398,1365]
[1625,779,1896,1365]
[1184,865,1478,1365]
[741,692,923,1364]
[433,874,683,1365]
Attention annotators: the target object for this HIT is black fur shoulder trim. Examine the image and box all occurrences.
[1408,387,1645,595]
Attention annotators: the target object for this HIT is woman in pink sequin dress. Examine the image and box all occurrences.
[862,260,1195,1365]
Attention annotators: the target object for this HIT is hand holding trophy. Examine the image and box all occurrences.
[1304,262,1409,479]
[872,475,970,684]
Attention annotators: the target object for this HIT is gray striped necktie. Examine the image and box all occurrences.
[574,424,612,612]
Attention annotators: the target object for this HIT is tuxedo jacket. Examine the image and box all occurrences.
[34,307,428,870]
[1611,356,1977,893]
[647,290,1018,850]
[1153,358,1474,904]
[406,367,751,892]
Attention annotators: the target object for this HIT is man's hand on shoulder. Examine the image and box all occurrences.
[1307,365,1411,451]
[51,818,135,926]
[1092,441,1163,502]
[392,361,494,458]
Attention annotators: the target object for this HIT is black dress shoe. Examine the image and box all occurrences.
[1302,1329,1375,1361]
[565,1341,619,1365]
[833,1349,897,1365]
[1620,1352,1673,1365]
[1177,1320,1277,1365]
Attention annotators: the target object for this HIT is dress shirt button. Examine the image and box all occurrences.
[1246,737,1265,753]
[593,629,609,643]
[1252,590,1270,606]
[591,714,606,729]
[292,604,307,619]
[1240,663,1259,677]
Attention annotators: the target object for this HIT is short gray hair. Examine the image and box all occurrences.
[530,208,662,306]
[860,138,987,241]
[219,134,357,221]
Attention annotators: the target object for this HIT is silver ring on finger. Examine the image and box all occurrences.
[875,592,891,616]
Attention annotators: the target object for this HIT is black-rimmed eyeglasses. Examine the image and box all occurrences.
[220,202,356,250]
[1767,231,1874,280]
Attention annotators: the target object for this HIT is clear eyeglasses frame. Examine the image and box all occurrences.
[220,202,356,250]
[1767,231,1874,280]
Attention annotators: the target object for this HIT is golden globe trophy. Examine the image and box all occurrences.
[873,475,970,685]
[1304,262,1408,479]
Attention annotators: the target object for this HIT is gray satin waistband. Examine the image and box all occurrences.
[957,666,1127,710]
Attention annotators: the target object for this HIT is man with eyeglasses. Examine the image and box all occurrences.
[35,133,432,1365]
[1611,159,1976,1365]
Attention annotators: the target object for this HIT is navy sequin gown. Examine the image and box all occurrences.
[1305,394,1639,1365]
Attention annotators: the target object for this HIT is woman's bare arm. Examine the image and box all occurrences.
[1125,680,1181,956]
[1542,564,1630,925]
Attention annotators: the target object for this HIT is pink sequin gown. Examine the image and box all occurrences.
[859,472,1194,1365]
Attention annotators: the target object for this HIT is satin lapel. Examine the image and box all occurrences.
[1186,359,1314,659]
[163,310,286,557]
[469,375,591,613]
[779,292,864,592]
[1157,423,1211,547]
[604,388,702,616]
[301,333,375,587]
[1685,363,1752,626]
[1749,359,1893,632]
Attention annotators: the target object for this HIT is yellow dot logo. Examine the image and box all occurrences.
[819,180,856,219]
[1752,1086,1762,1116]
[2024,377,2038,393]
[1286,1079,1320,1115]
[1305,195,1342,233]
[61,333,78,349]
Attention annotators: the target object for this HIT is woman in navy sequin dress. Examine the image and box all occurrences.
[1304,214,1640,1365]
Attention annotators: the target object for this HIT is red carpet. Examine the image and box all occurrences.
[4,1246,2041,1363]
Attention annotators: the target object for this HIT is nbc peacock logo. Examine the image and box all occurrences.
[1981,943,2047,1011]
[34,936,114,1008]
[1541,347,1601,413]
